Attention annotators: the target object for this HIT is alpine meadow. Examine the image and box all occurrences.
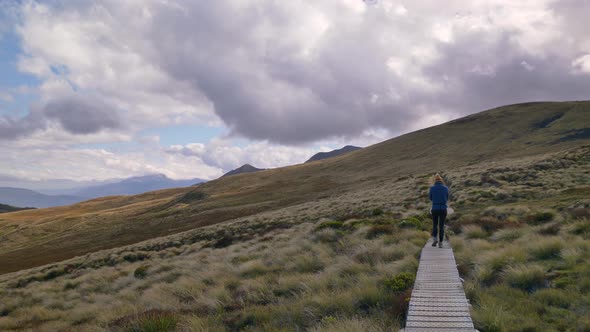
[1,102,589,331]
[2,1,590,331]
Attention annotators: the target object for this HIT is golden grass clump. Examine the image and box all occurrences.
[0,215,427,331]
[462,225,488,239]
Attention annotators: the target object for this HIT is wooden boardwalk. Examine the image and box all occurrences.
[402,239,476,332]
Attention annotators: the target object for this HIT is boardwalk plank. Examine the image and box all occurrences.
[402,239,476,331]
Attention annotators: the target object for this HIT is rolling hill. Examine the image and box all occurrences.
[305,145,362,163]
[0,101,588,275]
[221,164,264,177]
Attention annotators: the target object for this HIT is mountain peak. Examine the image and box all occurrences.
[222,164,264,177]
[305,145,362,163]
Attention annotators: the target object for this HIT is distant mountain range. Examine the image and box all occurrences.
[0,174,205,208]
[0,203,34,213]
[0,188,82,209]
[74,174,205,198]
[222,164,265,177]
[305,145,362,163]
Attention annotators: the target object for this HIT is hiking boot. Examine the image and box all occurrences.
[432,239,438,247]
[438,241,443,248]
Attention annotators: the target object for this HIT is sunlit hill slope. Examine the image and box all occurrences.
[0,101,588,274]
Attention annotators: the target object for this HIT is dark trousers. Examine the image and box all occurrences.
[431,209,447,242]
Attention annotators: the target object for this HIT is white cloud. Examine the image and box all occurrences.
[395,4,408,16]
[16,1,219,134]
[520,60,535,71]
[0,0,589,184]
[9,0,590,145]
[165,138,317,172]
[573,54,590,73]
[0,143,222,181]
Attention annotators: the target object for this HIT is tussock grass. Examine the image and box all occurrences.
[503,264,546,292]
[0,140,588,331]
[531,288,571,308]
[490,228,523,242]
[310,317,399,332]
[457,202,590,331]
[528,237,564,260]
[0,216,426,331]
[462,225,488,239]
[110,309,180,332]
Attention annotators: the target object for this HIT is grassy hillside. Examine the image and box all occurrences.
[0,143,587,331]
[0,101,588,276]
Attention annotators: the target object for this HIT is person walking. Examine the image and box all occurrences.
[429,174,449,248]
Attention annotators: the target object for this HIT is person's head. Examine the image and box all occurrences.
[433,173,444,185]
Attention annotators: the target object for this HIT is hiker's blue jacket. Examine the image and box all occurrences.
[429,182,449,211]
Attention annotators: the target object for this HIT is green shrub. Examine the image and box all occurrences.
[43,267,67,281]
[570,221,590,238]
[366,224,394,239]
[212,234,234,248]
[372,208,384,216]
[111,309,179,332]
[398,216,425,230]
[123,252,150,262]
[63,281,79,290]
[383,272,415,293]
[503,265,546,292]
[312,228,342,243]
[134,265,149,279]
[527,211,555,225]
[0,304,14,317]
[471,216,507,233]
[538,223,561,236]
[176,191,206,204]
[316,220,344,230]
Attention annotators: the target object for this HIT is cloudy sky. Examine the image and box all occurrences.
[1,0,589,188]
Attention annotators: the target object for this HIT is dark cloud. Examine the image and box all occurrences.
[44,96,122,134]
[141,1,590,144]
[0,95,122,140]
[145,1,425,144]
[7,0,590,144]
[423,32,590,115]
[0,107,44,139]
